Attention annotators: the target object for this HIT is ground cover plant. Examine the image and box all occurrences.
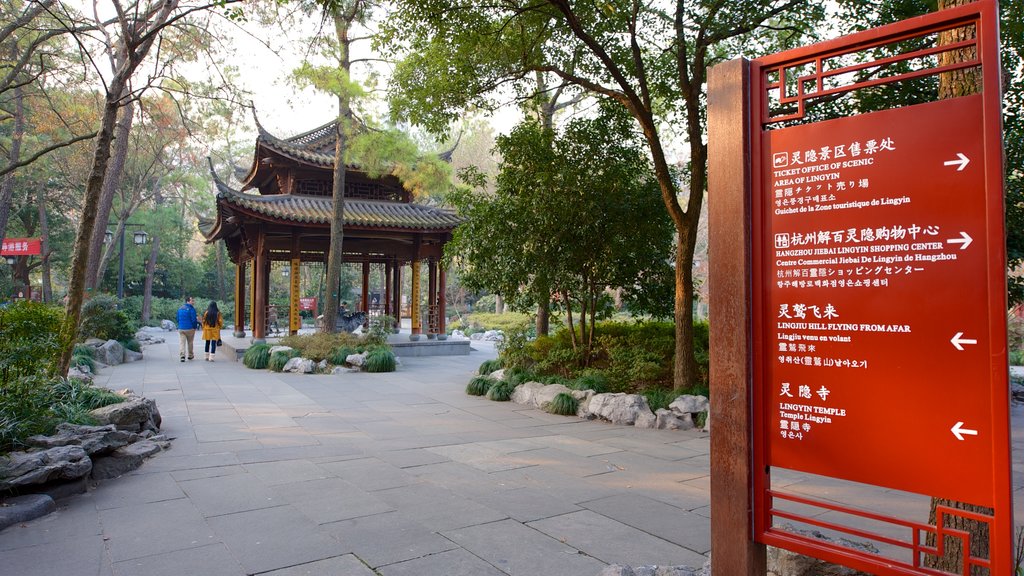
[0,301,125,453]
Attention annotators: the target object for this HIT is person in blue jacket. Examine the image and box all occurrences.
[176,296,199,361]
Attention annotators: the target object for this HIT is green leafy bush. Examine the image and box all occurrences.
[280,332,361,361]
[120,338,141,353]
[243,343,271,369]
[571,370,608,393]
[642,388,677,412]
[71,353,95,374]
[1,377,125,453]
[269,349,300,372]
[328,346,358,366]
[365,316,397,346]
[466,375,495,396]
[364,347,397,373]
[485,379,515,401]
[79,295,135,342]
[0,301,64,385]
[73,344,95,359]
[478,358,503,375]
[505,367,539,387]
[52,378,124,410]
[545,392,578,416]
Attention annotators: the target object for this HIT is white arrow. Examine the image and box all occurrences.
[943,153,970,171]
[950,332,978,351]
[951,421,979,441]
[946,231,973,250]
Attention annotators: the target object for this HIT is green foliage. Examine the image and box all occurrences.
[328,346,359,365]
[280,332,361,362]
[1,376,125,453]
[466,375,495,396]
[73,344,95,358]
[485,379,515,401]
[642,388,678,412]
[364,347,397,373]
[504,367,538,387]
[0,301,64,384]
[268,349,300,372]
[478,358,503,375]
[120,338,141,353]
[51,378,124,410]
[242,343,271,369]
[1011,349,1024,367]
[71,353,95,374]
[545,392,578,416]
[364,315,397,347]
[496,327,532,370]
[570,370,608,393]
[79,295,136,342]
[455,312,532,333]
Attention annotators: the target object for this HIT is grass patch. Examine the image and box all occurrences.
[365,348,397,373]
[466,375,495,396]
[545,392,578,416]
[478,358,503,375]
[243,343,271,369]
[485,379,515,401]
[269,349,300,372]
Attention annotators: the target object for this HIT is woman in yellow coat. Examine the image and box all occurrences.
[201,301,223,361]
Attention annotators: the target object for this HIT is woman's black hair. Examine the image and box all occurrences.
[204,301,219,327]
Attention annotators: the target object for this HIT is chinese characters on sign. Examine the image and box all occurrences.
[762,95,998,504]
[0,238,41,256]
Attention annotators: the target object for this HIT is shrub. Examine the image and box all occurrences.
[0,375,58,452]
[642,388,677,412]
[365,316,397,346]
[52,378,124,410]
[466,375,495,396]
[478,358,503,375]
[571,370,609,393]
[79,294,135,342]
[1011,349,1024,366]
[328,346,359,365]
[364,347,397,373]
[0,301,64,384]
[73,344,95,359]
[485,379,515,401]
[243,343,271,369]
[120,338,141,353]
[545,392,578,416]
[461,312,533,333]
[269,349,300,372]
[71,353,95,374]
[280,332,361,362]
[497,327,533,370]
[505,367,539,387]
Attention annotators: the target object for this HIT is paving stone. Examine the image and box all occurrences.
[243,459,330,485]
[111,542,245,576]
[178,472,280,517]
[581,493,711,554]
[469,486,583,523]
[528,510,708,568]
[374,482,507,531]
[208,505,343,574]
[378,547,506,576]
[262,554,377,576]
[0,495,101,551]
[0,535,109,576]
[98,498,217,562]
[442,518,606,576]
[271,477,394,525]
[318,457,416,491]
[92,472,185,510]
[321,511,458,568]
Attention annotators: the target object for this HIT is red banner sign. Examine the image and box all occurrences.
[299,297,317,311]
[1,238,41,256]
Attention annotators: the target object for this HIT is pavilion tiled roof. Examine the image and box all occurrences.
[211,175,459,231]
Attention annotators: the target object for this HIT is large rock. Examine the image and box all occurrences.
[670,395,709,415]
[288,358,316,374]
[95,339,125,366]
[67,366,93,383]
[588,393,653,425]
[90,397,161,433]
[0,446,92,490]
[123,349,144,363]
[160,319,176,331]
[90,440,163,481]
[634,410,658,429]
[26,423,135,456]
[269,345,294,355]
[534,384,574,411]
[488,368,506,381]
[655,409,694,431]
[346,352,367,367]
[510,381,545,406]
[0,494,56,531]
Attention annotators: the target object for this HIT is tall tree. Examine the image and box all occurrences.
[381,1,824,391]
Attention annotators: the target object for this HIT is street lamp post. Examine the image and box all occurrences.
[106,224,147,299]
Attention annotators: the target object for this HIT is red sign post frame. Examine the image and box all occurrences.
[747,2,1012,574]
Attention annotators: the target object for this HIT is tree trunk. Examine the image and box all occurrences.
[494,293,503,314]
[322,8,356,332]
[87,99,134,290]
[36,187,51,303]
[0,82,25,243]
[141,236,159,324]
[58,94,123,375]
[925,2,991,573]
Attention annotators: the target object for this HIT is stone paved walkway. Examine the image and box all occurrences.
[0,336,1022,576]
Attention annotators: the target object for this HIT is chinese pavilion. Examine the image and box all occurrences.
[200,119,460,342]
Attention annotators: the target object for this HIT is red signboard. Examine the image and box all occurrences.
[1,238,41,256]
[299,297,317,311]
[763,95,996,503]
[746,1,1012,573]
